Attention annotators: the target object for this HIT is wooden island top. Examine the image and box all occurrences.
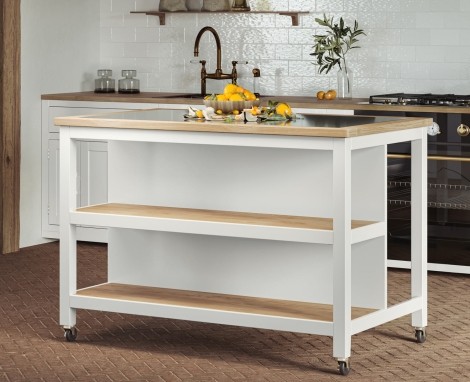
[54,108,432,138]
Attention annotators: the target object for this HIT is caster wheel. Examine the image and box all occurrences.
[415,329,426,344]
[64,328,77,342]
[338,360,350,376]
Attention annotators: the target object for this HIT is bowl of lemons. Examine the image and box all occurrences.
[203,84,260,114]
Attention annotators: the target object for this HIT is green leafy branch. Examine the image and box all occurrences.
[310,14,365,74]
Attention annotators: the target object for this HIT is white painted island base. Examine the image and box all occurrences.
[58,111,428,375]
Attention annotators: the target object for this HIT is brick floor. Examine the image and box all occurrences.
[0,241,469,381]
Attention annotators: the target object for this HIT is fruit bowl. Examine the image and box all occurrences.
[203,99,260,114]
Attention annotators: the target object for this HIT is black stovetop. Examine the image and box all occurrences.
[369,93,470,107]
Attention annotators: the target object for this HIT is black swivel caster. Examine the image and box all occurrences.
[338,360,350,376]
[415,328,426,344]
[64,327,78,342]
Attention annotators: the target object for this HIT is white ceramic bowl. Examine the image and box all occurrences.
[203,99,260,114]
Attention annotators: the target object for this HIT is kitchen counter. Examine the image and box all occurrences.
[42,91,470,114]
[54,108,432,138]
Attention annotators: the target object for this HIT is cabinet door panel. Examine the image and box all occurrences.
[47,139,60,226]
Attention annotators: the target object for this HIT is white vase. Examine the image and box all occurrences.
[337,66,353,99]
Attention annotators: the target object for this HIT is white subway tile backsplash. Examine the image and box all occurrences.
[314,0,344,12]
[386,46,416,62]
[399,29,430,46]
[135,27,159,42]
[415,13,445,29]
[123,42,148,57]
[100,0,470,97]
[136,0,157,10]
[401,62,430,79]
[111,0,136,12]
[147,42,173,58]
[430,29,460,46]
[276,44,303,60]
[428,0,460,12]
[112,27,136,42]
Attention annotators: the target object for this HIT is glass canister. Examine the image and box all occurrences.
[94,69,115,93]
[118,70,140,94]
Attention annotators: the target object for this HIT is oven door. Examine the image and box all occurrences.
[357,110,470,273]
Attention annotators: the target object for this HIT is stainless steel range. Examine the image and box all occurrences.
[357,93,470,274]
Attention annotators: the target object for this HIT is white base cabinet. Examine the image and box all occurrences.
[58,114,427,375]
[42,100,188,241]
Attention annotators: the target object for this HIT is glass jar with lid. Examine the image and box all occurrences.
[94,69,115,93]
[118,70,140,94]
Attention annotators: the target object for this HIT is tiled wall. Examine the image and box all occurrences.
[100,0,470,97]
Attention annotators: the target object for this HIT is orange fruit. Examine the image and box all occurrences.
[316,90,325,100]
[325,90,337,100]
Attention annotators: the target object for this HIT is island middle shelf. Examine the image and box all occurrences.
[71,203,385,244]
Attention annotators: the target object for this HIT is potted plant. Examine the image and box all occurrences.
[310,14,365,99]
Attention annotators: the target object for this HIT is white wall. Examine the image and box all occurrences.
[20,0,100,247]
[100,0,470,96]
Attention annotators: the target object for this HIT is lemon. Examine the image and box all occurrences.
[275,102,292,117]
[223,83,238,95]
[216,93,228,101]
[251,106,261,115]
[243,89,257,101]
[229,93,245,101]
[195,110,204,118]
[216,109,223,115]
[232,110,240,115]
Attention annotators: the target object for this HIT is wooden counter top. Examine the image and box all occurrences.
[54,108,431,138]
[42,91,470,114]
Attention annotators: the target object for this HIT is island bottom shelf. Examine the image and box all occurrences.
[74,283,375,324]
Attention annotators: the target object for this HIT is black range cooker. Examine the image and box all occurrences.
[357,93,470,274]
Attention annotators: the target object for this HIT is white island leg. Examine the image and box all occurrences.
[59,127,78,339]
[332,138,352,375]
[411,129,428,340]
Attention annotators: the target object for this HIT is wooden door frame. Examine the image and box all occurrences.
[0,0,21,254]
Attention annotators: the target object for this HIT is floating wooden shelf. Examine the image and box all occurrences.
[130,10,309,26]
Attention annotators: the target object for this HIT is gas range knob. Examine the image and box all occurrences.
[427,122,440,136]
[457,123,470,137]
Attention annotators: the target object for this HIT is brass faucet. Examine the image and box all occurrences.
[193,26,238,96]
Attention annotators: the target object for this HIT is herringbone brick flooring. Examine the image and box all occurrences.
[0,241,469,381]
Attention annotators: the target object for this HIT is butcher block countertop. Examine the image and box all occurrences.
[42,91,470,114]
[54,108,431,138]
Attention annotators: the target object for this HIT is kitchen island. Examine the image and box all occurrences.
[55,108,430,375]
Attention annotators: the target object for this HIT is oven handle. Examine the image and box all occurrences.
[388,153,470,162]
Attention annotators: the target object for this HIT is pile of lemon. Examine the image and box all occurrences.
[205,83,258,102]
